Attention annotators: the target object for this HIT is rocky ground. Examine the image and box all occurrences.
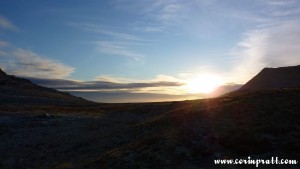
[1,88,300,169]
[0,103,172,169]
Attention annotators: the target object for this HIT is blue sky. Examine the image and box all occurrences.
[1,0,300,102]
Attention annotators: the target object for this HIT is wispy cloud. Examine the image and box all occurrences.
[96,74,184,84]
[69,22,142,41]
[265,0,300,19]
[132,24,167,33]
[28,74,186,99]
[95,29,141,41]
[224,0,300,83]
[30,77,183,91]
[29,74,240,103]
[29,74,186,95]
[68,22,147,62]
[0,40,10,48]
[114,0,189,33]
[30,73,240,100]
[0,41,74,79]
[232,19,300,83]
[95,41,145,62]
[267,0,299,6]
[149,2,186,25]
[0,15,18,31]
[96,75,137,83]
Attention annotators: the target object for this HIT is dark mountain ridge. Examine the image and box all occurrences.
[240,65,300,91]
[0,68,94,106]
[223,65,300,97]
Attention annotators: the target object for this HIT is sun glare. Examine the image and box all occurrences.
[185,74,224,94]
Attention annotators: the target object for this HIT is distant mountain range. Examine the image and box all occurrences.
[0,68,94,106]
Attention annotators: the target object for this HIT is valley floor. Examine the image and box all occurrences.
[1,88,300,169]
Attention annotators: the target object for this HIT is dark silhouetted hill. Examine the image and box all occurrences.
[223,65,300,97]
[0,68,94,106]
[240,65,300,91]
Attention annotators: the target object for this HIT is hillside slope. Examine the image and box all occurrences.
[0,68,94,106]
[83,88,300,169]
[240,65,300,91]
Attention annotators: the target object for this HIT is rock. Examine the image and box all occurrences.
[213,152,223,158]
[38,113,55,119]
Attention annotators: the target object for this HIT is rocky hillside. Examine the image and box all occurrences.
[240,65,300,91]
[0,68,94,106]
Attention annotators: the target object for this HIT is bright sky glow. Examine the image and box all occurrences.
[0,0,300,102]
[185,74,224,94]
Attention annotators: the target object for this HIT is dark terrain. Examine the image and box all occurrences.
[0,67,300,169]
[0,68,95,107]
[240,65,300,91]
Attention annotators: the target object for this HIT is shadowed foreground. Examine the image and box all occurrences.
[1,88,300,169]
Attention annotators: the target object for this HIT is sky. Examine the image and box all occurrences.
[0,0,300,102]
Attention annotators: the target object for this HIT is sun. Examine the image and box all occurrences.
[185,74,224,94]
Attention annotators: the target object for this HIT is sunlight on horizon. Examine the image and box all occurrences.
[185,74,224,94]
